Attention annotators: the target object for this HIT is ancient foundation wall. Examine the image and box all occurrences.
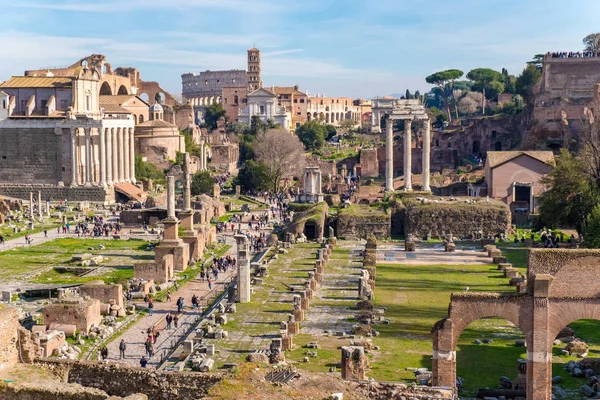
[0,185,114,203]
[0,382,113,400]
[336,206,390,239]
[286,202,328,240]
[34,359,223,400]
[79,283,123,309]
[403,198,511,239]
[0,307,19,369]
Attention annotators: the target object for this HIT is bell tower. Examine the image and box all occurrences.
[247,48,261,91]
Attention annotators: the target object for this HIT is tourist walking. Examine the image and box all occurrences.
[166,290,172,302]
[100,346,108,360]
[139,356,148,368]
[148,298,154,316]
[119,339,126,359]
[166,313,173,329]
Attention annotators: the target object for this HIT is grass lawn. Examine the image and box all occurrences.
[0,238,153,282]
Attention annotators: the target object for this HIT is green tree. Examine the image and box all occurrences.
[526,54,545,70]
[466,68,503,114]
[235,160,271,192]
[204,102,226,131]
[228,121,250,135]
[250,115,268,136]
[324,124,337,140]
[191,171,215,196]
[425,69,464,121]
[583,33,600,53]
[405,89,412,99]
[539,149,600,234]
[296,120,326,151]
[134,155,166,184]
[515,64,542,102]
[583,204,600,248]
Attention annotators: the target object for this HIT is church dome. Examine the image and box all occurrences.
[149,102,163,112]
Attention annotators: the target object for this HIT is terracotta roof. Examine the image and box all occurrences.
[99,95,149,107]
[272,86,294,95]
[248,47,260,51]
[114,182,148,203]
[0,76,72,88]
[487,151,555,168]
[101,104,130,113]
[248,87,276,97]
[137,119,178,128]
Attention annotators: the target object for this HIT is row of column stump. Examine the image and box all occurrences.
[481,240,527,293]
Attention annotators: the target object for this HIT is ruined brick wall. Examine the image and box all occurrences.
[210,143,239,173]
[403,198,511,239]
[0,307,19,369]
[0,382,111,400]
[358,148,378,178]
[0,185,113,203]
[35,359,223,400]
[79,283,123,309]
[336,206,390,239]
[0,128,62,184]
[43,299,102,334]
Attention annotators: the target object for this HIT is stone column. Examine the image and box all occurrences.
[84,128,92,186]
[37,191,42,217]
[111,128,118,184]
[404,119,412,192]
[199,141,206,171]
[46,200,51,217]
[106,128,113,186]
[118,128,125,183]
[167,175,176,219]
[70,128,78,186]
[371,109,381,133]
[99,127,106,187]
[129,128,136,183]
[235,234,251,303]
[422,119,431,192]
[385,117,394,192]
[29,192,34,219]
[123,127,130,183]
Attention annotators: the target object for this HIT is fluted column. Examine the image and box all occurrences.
[404,119,412,192]
[106,128,113,186]
[70,128,78,186]
[118,128,125,183]
[85,128,92,186]
[129,128,136,183]
[99,127,106,187]
[385,117,394,192]
[124,127,130,182]
[111,128,119,184]
[422,119,431,192]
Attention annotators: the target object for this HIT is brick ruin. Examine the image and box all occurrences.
[431,248,600,399]
[43,297,102,334]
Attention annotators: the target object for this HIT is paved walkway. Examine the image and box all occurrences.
[104,204,280,368]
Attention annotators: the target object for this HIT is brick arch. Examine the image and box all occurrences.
[548,299,600,341]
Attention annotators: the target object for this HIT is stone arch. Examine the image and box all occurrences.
[117,85,129,95]
[133,114,138,124]
[139,93,150,103]
[100,82,112,96]
[209,96,215,105]
[313,112,318,120]
[216,96,221,104]
[548,143,562,154]
[139,114,144,123]
[549,307,600,344]
[81,60,88,67]
[326,113,330,123]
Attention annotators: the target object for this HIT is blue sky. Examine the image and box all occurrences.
[2,0,600,98]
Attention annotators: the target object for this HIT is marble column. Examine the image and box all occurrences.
[235,234,251,303]
[106,128,113,186]
[167,175,176,219]
[129,128,136,183]
[37,191,42,217]
[118,128,125,183]
[99,127,106,187]
[385,117,394,192]
[404,119,412,192]
[70,128,78,186]
[29,192,33,219]
[85,128,92,186]
[184,173,192,210]
[111,128,119,184]
[199,142,206,171]
[46,200,51,217]
[123,127,130,183]
[422,119,431,192]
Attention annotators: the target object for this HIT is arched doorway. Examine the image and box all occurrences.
[117,85,128,95]
[472,140,480,154]
[100,82,112,95]
[456,318,526,397]
[494,141,502,151]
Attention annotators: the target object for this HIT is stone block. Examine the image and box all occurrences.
[183,340,194,354]
[2,291,12,303]
[341,346,366,380]
[505,268,519,279]
[498,263,512,271]
[444,242,455,252]
[405,241,416,252]
[493,256,507,264]
[489,249,502,258]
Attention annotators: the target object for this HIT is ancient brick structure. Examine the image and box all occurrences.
[35,359,223,399]
[340,346,366,380]
[210,143,239,173]
[432,249,600,399]
[0,306,20,369]
[79,281,123,310]
[43,297,102,334]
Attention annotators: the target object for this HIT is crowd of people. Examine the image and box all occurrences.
[548,51,600,59]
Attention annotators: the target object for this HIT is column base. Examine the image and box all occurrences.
[84,182,92,188]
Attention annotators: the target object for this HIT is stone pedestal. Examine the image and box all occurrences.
[405,241,416,252]
[444,242,456,252]
[293,307,304,322]
[341,346,366,380]
[180,210,201,260]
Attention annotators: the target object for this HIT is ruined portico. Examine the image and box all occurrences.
[371,99,430,193]
[432,249,600,399]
